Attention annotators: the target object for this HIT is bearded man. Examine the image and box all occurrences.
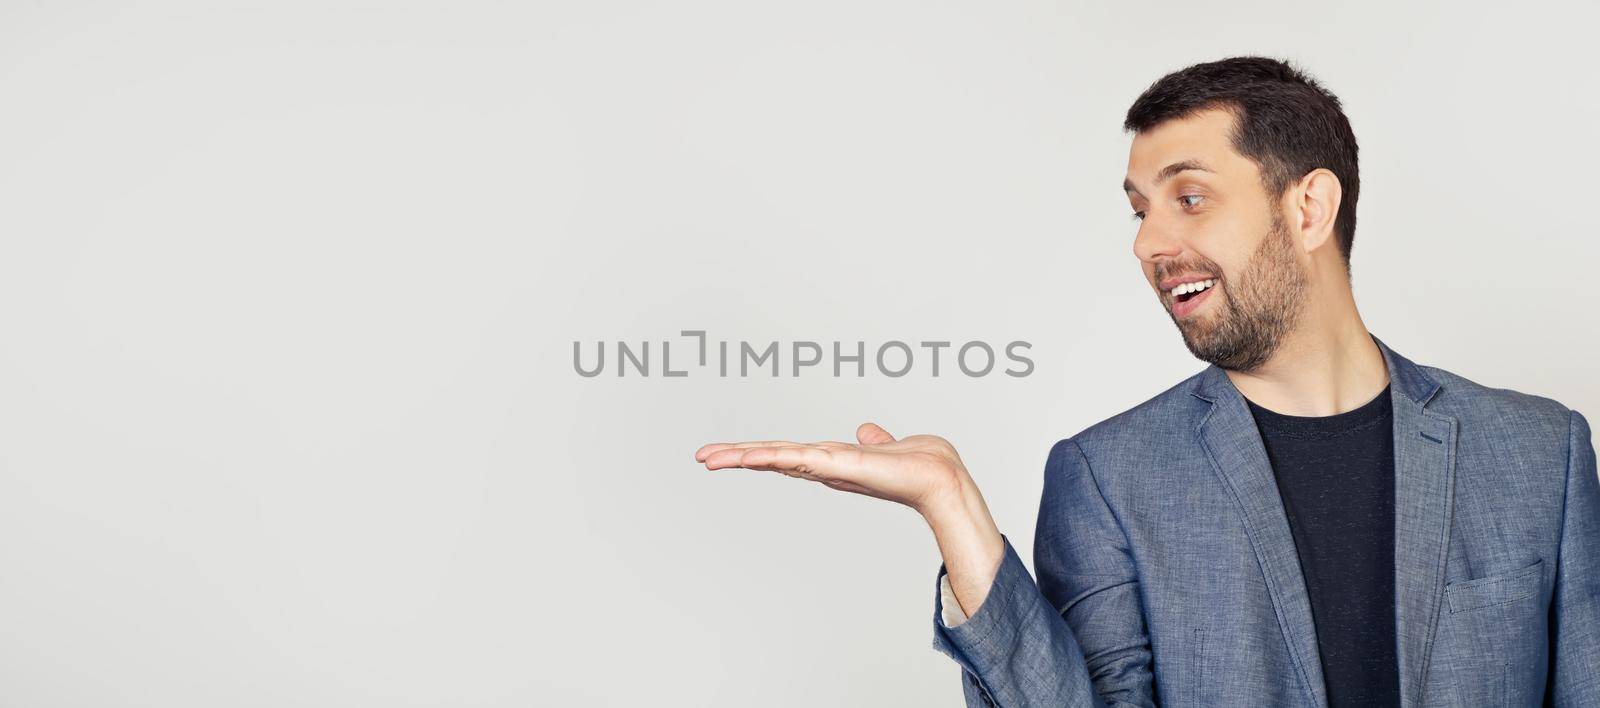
[695,56,1599,707]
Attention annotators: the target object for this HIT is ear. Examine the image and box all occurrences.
[1293,168,1343,254]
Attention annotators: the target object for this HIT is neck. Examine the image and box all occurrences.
[1223,279,1388,417]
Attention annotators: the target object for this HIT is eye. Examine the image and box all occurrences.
[1130,211,1146,222]
[1178,194,1205,209]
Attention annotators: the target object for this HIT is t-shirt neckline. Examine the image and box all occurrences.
[1244,383,1393,438]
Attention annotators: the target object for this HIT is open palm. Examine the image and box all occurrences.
[694,422,967,515]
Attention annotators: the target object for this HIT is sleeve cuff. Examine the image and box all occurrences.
[940,573,970,627]
[932,533,1035,674]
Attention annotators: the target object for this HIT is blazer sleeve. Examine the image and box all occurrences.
[930,438,1156,707]
[1547,409,1600,706]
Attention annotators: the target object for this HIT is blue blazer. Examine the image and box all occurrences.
[932,334,1599,707]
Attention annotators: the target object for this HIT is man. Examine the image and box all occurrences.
[693,56,1599,707]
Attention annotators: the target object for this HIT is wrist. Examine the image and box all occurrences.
[921,473,1003,549]
[918,470,979,524]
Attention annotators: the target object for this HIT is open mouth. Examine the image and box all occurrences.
[1169,277,1217,302]
[1169,278,1218,317]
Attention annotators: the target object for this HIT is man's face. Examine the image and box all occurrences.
[1123,107,1308,372]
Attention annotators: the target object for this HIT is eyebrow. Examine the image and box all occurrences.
[1123,159,1215,197]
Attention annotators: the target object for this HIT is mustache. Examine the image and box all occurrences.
[1156,263,1224,283]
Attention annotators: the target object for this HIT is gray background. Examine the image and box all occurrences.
[1,0,1596,705]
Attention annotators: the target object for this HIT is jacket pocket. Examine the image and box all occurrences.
[1444,558,1542,614]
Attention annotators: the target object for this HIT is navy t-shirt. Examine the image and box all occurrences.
[1245,384,1400,708]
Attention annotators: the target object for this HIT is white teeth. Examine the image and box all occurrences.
[1169,278,1215,298]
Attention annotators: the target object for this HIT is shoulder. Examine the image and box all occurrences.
[1421,362,1578,440]
[1046,366,1213,466]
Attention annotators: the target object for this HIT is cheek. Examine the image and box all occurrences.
[1192,219,1261,271]
[1185,244,1232,276]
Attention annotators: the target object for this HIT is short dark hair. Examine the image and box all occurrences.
[1124,56,1361,276]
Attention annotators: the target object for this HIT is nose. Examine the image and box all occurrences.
[1132,218,1183,265]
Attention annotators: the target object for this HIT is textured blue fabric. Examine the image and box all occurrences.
[930,334,1600,707]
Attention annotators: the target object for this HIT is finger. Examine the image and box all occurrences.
[701,444,817,472]
[695,440,802,461]
[701,444,812,470]
[810,441,856,450]
[742,448,901,503]
[856,422,897,445]
[705,444,913,503]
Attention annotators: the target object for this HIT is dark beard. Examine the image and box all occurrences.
[1172,211,1308,372]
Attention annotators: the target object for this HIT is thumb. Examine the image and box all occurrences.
[856,421,897,445]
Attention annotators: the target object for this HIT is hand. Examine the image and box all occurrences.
[693,422,969,516]
[695,422,1006,619]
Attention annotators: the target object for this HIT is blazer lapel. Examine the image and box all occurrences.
[1373,335,1457,708]
[1190,333,1456,708]
[1193,364,1329,708]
